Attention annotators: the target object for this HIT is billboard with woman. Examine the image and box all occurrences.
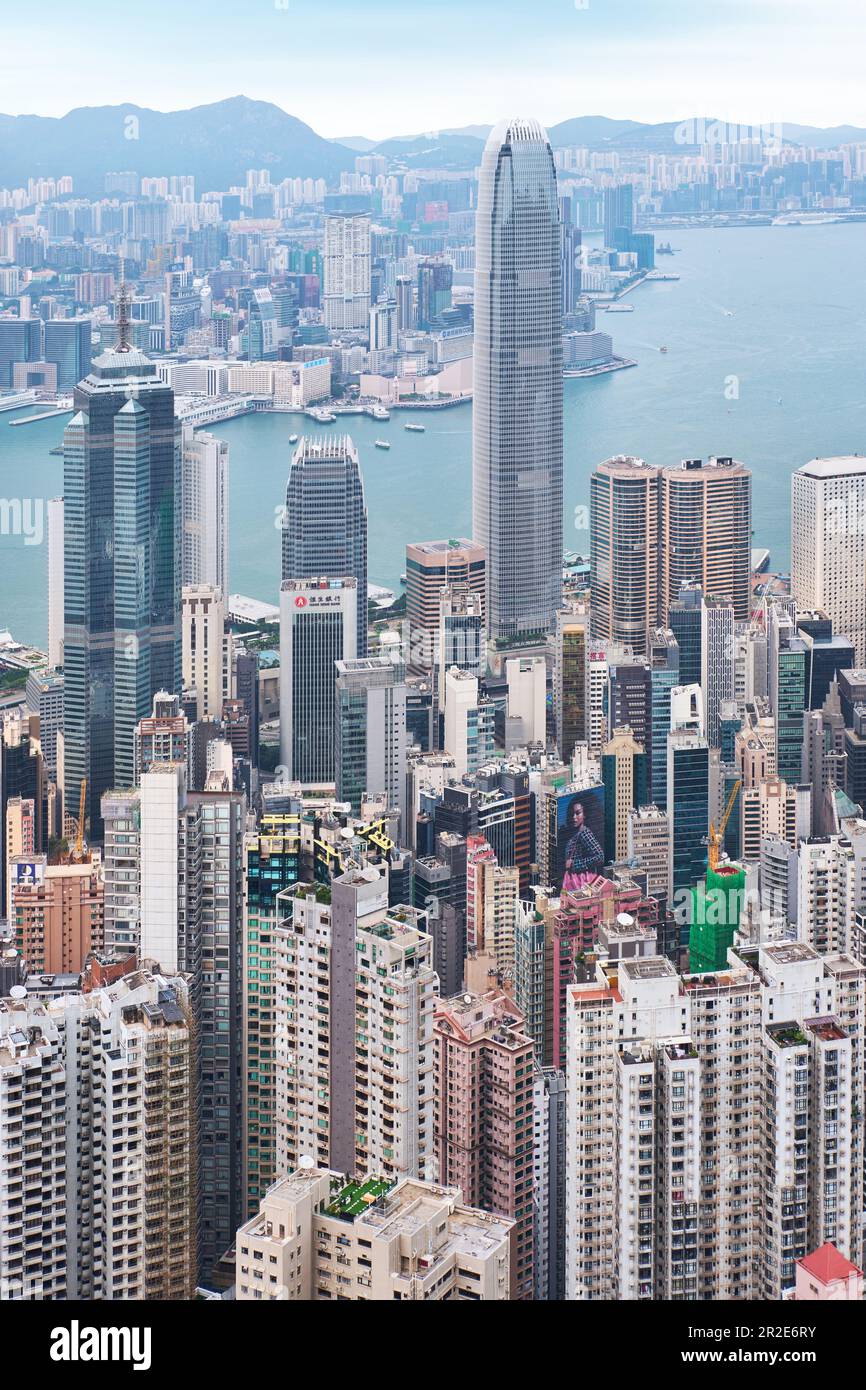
[556,787,605,893]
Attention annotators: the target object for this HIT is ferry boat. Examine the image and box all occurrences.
[604,303,635,313]
[374,439,391,450]
[404,422,425,432]
[289,433,299,443]
[657,242,675,255]
[309,407,337,423]
[371,405,390,420]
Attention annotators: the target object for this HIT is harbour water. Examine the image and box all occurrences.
[1,222,865,649]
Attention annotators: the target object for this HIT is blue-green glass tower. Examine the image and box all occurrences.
[63,289,180,840]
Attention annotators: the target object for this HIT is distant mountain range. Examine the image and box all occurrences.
[0,97,358,194]
[354,115,866,165]
[0,97,861,193]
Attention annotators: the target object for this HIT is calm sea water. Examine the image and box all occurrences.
[2,222,865,649]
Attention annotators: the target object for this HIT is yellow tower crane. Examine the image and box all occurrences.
[707,778,741,872]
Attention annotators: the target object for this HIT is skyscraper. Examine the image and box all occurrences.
[603,183,634,247]
[667,726,709,904]
[335,657,408,824]
[660,457,751,622]
[322,213,371,331]
[182,427,229,596]
[792,456,866,664]
[405,538,486,672]
[433,990,535,1299]
[43,317,92,391]
[281,435,368,657]
[46,496,64,669]
[279,577,358,785]
[700,596,735,748]
[416,258,453,329]
[274,877,436,1183]
[554,605,588,763]
[590,455,660,654]
[473,119,563,644]
[667,582,703,686]
[0,970,195,1302]
[63,292,180,839]
[565,944,864,1300]
[181,584,228,722]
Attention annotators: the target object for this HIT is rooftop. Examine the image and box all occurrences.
[796,455,866,479]
[798,1242,863,1285]
[619,957,678,981]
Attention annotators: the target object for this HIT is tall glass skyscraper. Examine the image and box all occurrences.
[63,295,181,839]
[473,118,563,645]
[281,434,368,656]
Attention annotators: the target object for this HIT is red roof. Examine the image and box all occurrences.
[798,1242,863,1284]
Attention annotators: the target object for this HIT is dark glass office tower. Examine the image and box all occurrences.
[0,317,41,386]
[473,118,563,644]
[44,318,93,391]
[668,582,703,687]
[281,434,368,656]
[603,183,634,246]
[63,295,180,839]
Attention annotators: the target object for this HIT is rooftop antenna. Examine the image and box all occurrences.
[116,258,132,352]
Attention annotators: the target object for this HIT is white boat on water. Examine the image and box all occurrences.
[371,405,390,420]
[404,423,425,432]
[289,433,299,443]
[374,439,391,449]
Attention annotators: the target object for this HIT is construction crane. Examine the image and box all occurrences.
[707,778,741,872]
[71,779,87,862]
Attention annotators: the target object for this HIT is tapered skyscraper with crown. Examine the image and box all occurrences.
[473,118,563,646]
[63,286,181,839]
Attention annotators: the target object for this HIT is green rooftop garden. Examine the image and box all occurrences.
[324,1176,393,1220]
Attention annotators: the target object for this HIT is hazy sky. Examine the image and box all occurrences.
[3,0,865,138]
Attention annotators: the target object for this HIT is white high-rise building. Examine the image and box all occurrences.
[47,496,64,669]
[0,969,194,1302]
[565,942,865,1301]
[182,427,229,596]
[274,874,436,1184]
[279,577,358,785]
[322,213,371,331]
[700,596,735,749]
[236,1167,513,1301]
[627,803,671,900]
[100,763,246,1279]
[505,656,547,750]
[796,836,857,956]
[473,119,563,643]
[792,456,866,663]
[334,657,407,828]
[182,583,228,721]
[442,667,495,777]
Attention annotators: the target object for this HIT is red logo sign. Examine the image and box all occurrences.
[294,596,309,608]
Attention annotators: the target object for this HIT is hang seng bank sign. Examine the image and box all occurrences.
[293,592,345,610]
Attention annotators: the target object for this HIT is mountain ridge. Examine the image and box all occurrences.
[0,98,860,191]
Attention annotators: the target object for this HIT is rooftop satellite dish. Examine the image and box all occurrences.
[9,985,27,1000]
[617,912,634,928]
[463,994,473,1005]
[299,1155,315,1169]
